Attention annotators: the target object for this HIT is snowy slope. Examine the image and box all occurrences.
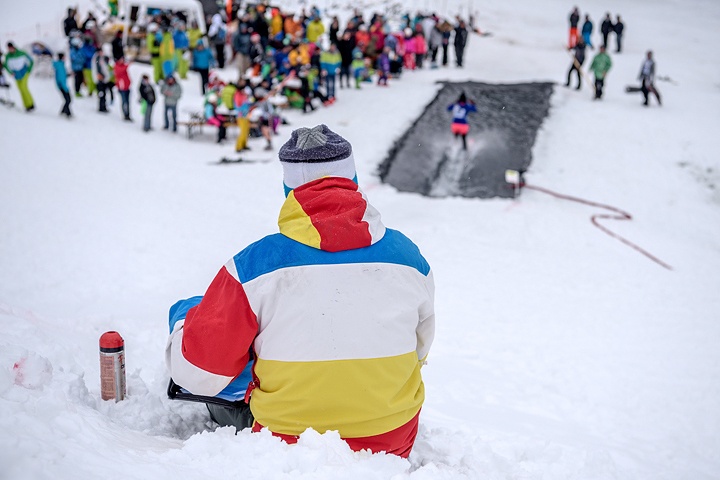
[1,1,720,479]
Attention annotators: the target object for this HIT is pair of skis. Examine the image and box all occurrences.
[217,156,272,165]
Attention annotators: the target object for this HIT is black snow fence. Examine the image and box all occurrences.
[378,81,554,198]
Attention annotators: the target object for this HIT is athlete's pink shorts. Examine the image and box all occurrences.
[451,123,469,135]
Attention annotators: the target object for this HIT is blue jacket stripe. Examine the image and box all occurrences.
[233,229,430,284]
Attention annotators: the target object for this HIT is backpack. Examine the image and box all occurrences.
[215,26,227,43]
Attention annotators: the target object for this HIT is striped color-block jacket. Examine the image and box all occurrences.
[166,176,435,457]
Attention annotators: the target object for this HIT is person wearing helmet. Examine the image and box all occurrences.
[447,92,477,150]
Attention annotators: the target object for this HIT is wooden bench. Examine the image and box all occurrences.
[177,112,206,139]
[177,111,260,140]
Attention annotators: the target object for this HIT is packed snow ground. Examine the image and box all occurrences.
[1,1,720,479]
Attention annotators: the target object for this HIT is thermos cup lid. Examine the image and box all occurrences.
[99,331,124,352]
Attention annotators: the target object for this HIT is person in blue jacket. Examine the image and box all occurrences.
[80,35,98,95]
[192,40,212,94]
[447,91,477,150]
[53,52,72,117]
[172,21,190,79]
[581,14,594,49]
[69,36,85,96]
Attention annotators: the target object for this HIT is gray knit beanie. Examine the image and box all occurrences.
[279,125,356,191]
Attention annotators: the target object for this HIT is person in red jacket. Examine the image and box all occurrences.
[414,31,427,68]
[114,56,132,121]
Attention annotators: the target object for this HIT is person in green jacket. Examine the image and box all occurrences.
[319,43,341,101]
[187,21,203,67]
[159,28,176,79]
[589,45,612,100]
[147,23,163,83]
[108,0,118,17]
[3,42,34,111]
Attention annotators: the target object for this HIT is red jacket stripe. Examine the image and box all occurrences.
[182,266,258,377]
[292,178,372,252]
[251,410,420,458]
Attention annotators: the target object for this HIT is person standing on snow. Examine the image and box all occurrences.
[52,52,72,118]
[581,14,593,49]
[208,14,227,69]
[413,29,427,69]
[3,42,34,111]
[232,19,252,79]
[96,71,109,113]
[138,74,156,132]
[248,33,265,73]
[111,30,125,61]
[376,46,391,86]
[306,15,325,45]
[69,35,86,97]
[428,21,443,68]
[568,6,580,48]
[589,45,612,100]
[147,23,163,83]
[172,21,190,79]
[329,16,341,46]
[453,19,469,68]
[440,20,452,66]
[159,26,176,79]
[337,31,356,89]
[600,13,613,49]
[80,34,98,96]
[192,40,211,95]
[298,66,316,112]
[613,15,624,53]
[251,88,275,151]
[93,52,115,109]
[319,43,341,101]
[166,124,435,458]
[63,8,78,37]
[204,92,227,143]
[565,37,587,90]
[159,74,182,132]
[114,56,132,121]
[638,50,661,107]
[447,92,477,150]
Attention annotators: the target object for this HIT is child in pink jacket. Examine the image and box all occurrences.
[403,29,416,70]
